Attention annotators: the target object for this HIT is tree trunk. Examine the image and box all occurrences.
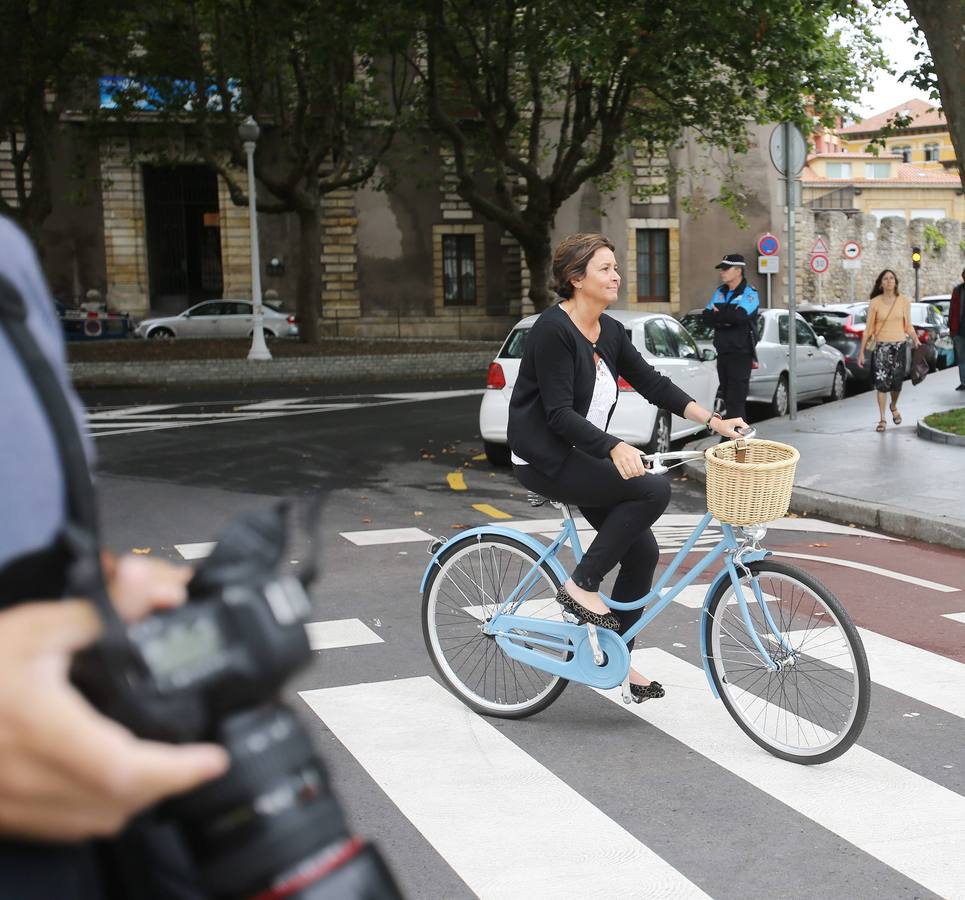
[904,0,965,188]
[295,204,321,343]
[520,235,554,312]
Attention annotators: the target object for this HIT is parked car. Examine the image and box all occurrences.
[132,299,299,339]
[910,301,951,371]
[679,307,847,416]
[922,294,951,322]
[798,303,877,386]
[922,295,956,368]
[479,310,719,465]
[55,301,133,341]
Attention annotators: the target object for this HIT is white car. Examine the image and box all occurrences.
[479,310,719,466]
[133,299,299,339]
[680,308,847,417]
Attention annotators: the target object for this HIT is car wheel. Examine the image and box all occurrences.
[770,374,789,418]
[147,327,175,339]
[483,441,511,467]
[825,365,846,403]
[642,411,671,455]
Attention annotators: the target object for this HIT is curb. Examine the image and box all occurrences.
[683,438,965,551]
[69,350,496,388]
[917,419,965,447]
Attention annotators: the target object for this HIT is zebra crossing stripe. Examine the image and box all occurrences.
[299,676,710,899]
[602,648,965,899]
[341,528,435,546]
[175,541,218,560]
[304,618,383,651]
[941,612,965,625]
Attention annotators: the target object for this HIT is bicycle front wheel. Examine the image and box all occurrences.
[704,561,870,764]
[422,533,568,718]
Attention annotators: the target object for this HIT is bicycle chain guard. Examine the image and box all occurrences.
[492,615,631,690]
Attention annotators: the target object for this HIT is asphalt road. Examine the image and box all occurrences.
[83,380,965,900]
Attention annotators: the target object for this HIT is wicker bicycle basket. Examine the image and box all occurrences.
[704,439,800,525]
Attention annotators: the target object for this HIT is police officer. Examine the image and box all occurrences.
[702,253,760,423]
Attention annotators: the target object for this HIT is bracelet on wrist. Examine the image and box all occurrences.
[705,412,722,431]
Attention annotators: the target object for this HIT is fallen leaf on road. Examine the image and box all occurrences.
[414,511,424,517]
[808,542,830,548]
[361,517,372,524]
[451,523,465,529]
[131,547,151,555]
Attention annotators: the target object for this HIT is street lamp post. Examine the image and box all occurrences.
[239,116,271,361]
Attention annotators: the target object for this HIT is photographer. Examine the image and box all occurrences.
[0,215,228,898]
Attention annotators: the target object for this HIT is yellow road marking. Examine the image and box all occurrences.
[472,503,511,519]
[447,472,467,491]
[472,453,487,461]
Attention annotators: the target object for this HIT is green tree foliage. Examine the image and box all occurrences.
[110,0,414,342]
[0,0,124,243]
[410,0,882,310]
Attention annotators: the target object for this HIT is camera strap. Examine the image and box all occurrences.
[0,275,113,613]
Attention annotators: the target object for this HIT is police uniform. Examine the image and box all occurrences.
[702,254,760,422]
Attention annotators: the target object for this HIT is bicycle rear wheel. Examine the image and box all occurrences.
[422,534,568,718]
[704,560,870,764]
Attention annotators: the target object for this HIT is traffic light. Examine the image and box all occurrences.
[911,247,922,270]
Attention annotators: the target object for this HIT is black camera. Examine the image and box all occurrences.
[71,504,402,900]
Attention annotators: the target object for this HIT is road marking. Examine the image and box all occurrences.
[86,404,177,419]
[773,551,959,593]
[175,541,217,560]
[447,472,467,491]
[300,676,710,899]
[471,502,511,519]
[942,612,965,625]
[341,527,434,546]
[304,618,383,651]
[601,648,965,900]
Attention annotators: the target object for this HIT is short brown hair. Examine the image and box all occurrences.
[552,233,615,299]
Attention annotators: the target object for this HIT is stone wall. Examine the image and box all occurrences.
[794,210,964,305]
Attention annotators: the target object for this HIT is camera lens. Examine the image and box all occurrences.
[166,703,353,899]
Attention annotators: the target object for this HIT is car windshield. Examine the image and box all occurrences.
[499,327,529,359]
[911,305,942,327]
[801,310,850,338]
[679,313,714,341]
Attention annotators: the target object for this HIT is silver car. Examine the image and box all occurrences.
[679,308,846,417]
[133,299,299,339]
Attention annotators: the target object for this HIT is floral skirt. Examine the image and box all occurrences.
[872,341,905,392]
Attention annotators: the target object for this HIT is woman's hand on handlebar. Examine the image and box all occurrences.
[712,416,749,440]
[610,441,647,479]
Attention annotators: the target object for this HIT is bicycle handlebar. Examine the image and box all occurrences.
[641,426,757,473]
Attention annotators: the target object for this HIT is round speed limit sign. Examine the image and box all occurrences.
[810,253,830,274]
[842,240,861,259]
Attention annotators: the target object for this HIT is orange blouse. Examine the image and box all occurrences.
[866,295,912,344]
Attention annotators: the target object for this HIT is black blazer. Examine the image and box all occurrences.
[508,304,693,475]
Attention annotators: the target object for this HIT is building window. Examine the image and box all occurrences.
[924,143,940,161]
[890,145,911,163]
[635,229,669,302]
[910,209,943,221]
[442,234,476,306]
[825,162,852,179]
[864,162,891,179]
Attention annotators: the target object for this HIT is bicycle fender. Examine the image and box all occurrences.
[419,526,568,594]
[698,549,771,699]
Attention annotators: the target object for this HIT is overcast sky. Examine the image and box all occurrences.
[854,9,934,119]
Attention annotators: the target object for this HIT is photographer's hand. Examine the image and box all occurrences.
[0,567,229,842]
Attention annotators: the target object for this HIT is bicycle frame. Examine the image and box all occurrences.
[423,511,783,697]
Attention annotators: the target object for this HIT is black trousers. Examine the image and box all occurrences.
[716,352,754,422]
[514,450,671,644]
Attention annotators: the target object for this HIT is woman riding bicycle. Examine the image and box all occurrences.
[507,233,746,702]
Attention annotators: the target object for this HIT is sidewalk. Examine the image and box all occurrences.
[688,366,965,550]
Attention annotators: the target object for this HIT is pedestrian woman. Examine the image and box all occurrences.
[507,234,746,702]
[857,269,920,432]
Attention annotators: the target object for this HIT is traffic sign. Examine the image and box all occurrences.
[842,259,862,270]
[768,124,807,177]
[842,240,861,260]
[758,255,780,274]
[809,254,829,274]
[758,233,780,256]
[810,236,830,256]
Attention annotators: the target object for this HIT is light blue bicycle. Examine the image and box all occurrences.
[421,436,870,764]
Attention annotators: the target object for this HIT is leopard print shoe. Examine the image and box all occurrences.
[556,586,620,631]
[629,681,665,703]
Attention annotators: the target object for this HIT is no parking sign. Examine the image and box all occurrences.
[757,233,780,256]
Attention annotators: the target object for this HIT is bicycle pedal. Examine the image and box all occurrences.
[586,623,605,666]
[621,676,633,705]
